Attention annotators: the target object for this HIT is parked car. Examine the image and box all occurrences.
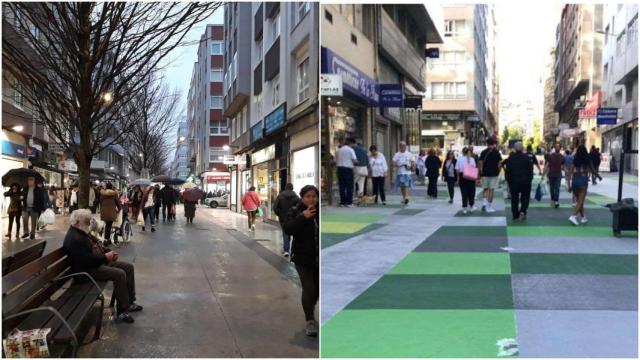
[204,194,229,208]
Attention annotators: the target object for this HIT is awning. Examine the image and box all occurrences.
[421,130,446,136]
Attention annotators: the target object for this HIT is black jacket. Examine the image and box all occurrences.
[273,190,300,224]
[283,201,319,267]
[63,226,108,273]
[504,151,534,185]
[442,158,457,179]
[425,155,442,178]
[4,189,23,214]
[160,186,177,205]
[20,186,48,213]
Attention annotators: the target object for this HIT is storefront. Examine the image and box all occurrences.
[251,144,279,221]
[291,145,317,195]
[2,131,32,216]
[203,171,230,194]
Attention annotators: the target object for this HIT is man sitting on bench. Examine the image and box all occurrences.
[63,209,143,324]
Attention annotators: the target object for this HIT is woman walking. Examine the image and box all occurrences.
[368,145,388,205]
[100,183,121,245]
[442,151,458,204]
[567,145,596,225]
[283,185,319,337]
[416,150,427,185]
[130,185,143,223]
[425,149,442,199]
[141,185,158,232]
[456,147,478,214]
[4,184,22,240]
[242,186,261,231]
[183,197,197,224]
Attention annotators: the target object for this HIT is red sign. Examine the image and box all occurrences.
[579,91,602,119]
[207,175,229,183]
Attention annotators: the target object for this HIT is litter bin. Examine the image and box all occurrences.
[605,198,638,237]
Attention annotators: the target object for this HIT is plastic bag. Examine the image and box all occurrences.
[136,211,144,225]
[257,207,263,217]
[113,210,123,228]
[41,209,55,225]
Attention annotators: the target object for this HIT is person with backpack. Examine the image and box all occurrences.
[504,142,534,221]
[242,186,261,231]
[273,183,300,257]
[455,147,478,214]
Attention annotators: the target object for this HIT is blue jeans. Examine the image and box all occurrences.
[282,229,291,253]
[548,176,561,202]
[142,206,155,227]
[337,166,354,205]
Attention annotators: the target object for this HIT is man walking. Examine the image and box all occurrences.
[393,141,416,205]
[273,183,300,257]
[160,185,177,222]
[504,142,534,221]
[544,143,565,208]
[336,138,357,207]
[589,146,603,185]
[478,137,501,212]
[353,141,369,197]
[21,176,48,240]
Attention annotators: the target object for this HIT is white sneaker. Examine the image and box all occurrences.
[569,216,579,226]
[470,206,477,212]
[486,207,496,213]
[251,224,256,231]
[462,207,468,214]
[580,217,588,224]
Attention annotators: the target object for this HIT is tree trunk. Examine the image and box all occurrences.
[75,150,93,209]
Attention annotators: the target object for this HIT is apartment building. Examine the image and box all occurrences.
[170,120,190,180]
[543,48,560,145]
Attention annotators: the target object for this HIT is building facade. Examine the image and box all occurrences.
[225,2,319,220]
[554,4,604,148]
[600,4,638,174]
[170,120,190,180]
[422,4,498,150]
[543,47,560,145]
[320,4,443,203]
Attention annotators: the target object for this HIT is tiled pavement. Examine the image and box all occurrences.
[321,175,638,357]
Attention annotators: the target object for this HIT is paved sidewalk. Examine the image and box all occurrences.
[3,206,317,357]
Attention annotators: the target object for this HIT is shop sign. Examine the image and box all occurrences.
[251,144,275,165]
[292,146,316,195]
[378,84,403,108]
[579,91,602,119]
[251,121,263,143]
[207,175,230,183]
[404,95,423,110]
[597,107,618,125]
[2,140,37,158]
[48,143,66,153]
[423,113,462,122]
[320,74,343,96]
[58,159,78,172]
[264,103,286,135]
[321,47,379,105]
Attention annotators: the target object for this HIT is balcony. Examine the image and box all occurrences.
[623,101,638,123]
[223,78,249,118]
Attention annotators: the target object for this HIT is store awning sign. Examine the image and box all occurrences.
[597,107,618,125]
[2,140,37,158]
[322,47,379,105]
[251,121,263,143]
[404,95,423,109]
[264,103,286,135]
[320,74,343,96]
[378,84,403,108]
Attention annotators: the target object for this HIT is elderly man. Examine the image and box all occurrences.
[393,141,416,205]
[63,209,142,323]
[503,142,534,221]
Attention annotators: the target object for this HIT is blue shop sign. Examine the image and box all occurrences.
[378,84,403,108]
[251,121,263,143]
[321,47,379,105]
[597,107,618,125]
[264,103,286,135]
[2,140,37,158]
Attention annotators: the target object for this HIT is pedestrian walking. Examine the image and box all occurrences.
[336,138,357,207]
[589,146,603,185]
[69,185,79,213]
[568,145,596,225]
[89,184,97,213]
[425,149,442,199]
[242,186,261,231]
[48,186,58,214]
[130,185,143,222]
[504,142,535,221]
[273,183,300,257]
[416,150,427,185]
[4,184,22,240]
[393,141,416,205]
[141,185,158,232]
[527,144,543,175]
[564,148,576,205]
[368,145,388,205]
[479,137,501,212]
[544,143,565,208]
[442,151,457,204]
[20,176,48,240]
[353,141,369,197]
[283,185,319,337]
[160,185,177,222]
[153,184,162,222]
[455,147,478,214]
[100,183,121,245]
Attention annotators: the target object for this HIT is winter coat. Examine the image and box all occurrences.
[273,190,300,224]
[283,200,319,267]
[184,201,197,218]
[425,155,442,178]
[241,191,261,212]
[99,189,120,222]
[160,186,177,205]
[20,186,48,213]
[63,226,108,273]
[4,189,23,214]
[130,190,143,208]
[141,188,158,209]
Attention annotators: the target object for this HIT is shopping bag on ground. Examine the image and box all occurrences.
[534,182,543,202]
[41,208,55,225]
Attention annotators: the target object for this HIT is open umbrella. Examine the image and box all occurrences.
[132,178,151,187]
[2,168,45,187]
[181,182,197,190]
[165,178,185,185]
[151,175,171,183]
[182,187,205,202]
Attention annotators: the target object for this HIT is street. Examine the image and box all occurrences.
[3,206,318,358]
[320,174,637,357]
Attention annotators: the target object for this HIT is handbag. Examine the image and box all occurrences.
[462,162,478,181]
[535,182,544,202]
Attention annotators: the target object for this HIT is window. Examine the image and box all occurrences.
[209,147,227,162]
[210,120,228,135]
[13,81,22,108]
[269,15,280,46]
[296,2,311,25]
[604,24,610,45]
[230,117,236,140]
[255,39,263,63]
[254,93,263,121]
[272,75,280,107]
[210,96,223,108]
[430,82,467,100]
[444,20,469,37]
[616,30,626,56]
[210,41,224,55]
[297,57,310,104]
[628,16,637,45]
[210,69,223,82]
[233,52,238,80]
[429,51,468,69]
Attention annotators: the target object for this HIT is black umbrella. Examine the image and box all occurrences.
[165,178,186,185]
[2,168,45,188]
[151,174,171,183]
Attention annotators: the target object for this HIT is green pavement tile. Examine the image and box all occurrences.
[389,252,512,275]
[321,223,387,249]
[321,212,385,223]
[507,226,612,238]
[394,208,425,216]
[321,309,517,358]
[507,211,612,226]
[510,253,638,275]
[433,226,507,238]
[346,274,514,310]
[455,210,507,217]
[587,194,618,205]
[321,221,373,234]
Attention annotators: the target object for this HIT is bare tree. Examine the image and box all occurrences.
[2,2,221,208]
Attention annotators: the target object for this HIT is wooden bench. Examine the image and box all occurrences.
[2,248,106,357]
[2,241,47,276]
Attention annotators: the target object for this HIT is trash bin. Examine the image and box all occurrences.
[605,198,638,236]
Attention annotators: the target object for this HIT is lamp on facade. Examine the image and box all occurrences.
[11,125,24,132]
